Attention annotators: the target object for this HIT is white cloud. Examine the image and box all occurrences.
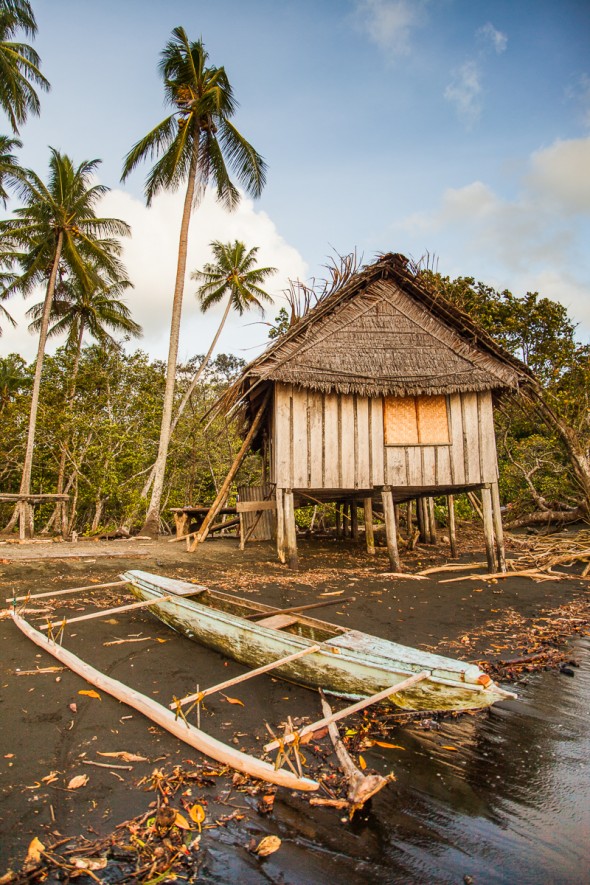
[528,137,590,213]
[0,189,308,364]
[444,60,483,127]
[353,0,428,56]
[395,136,590,337]
[477,22,508,54]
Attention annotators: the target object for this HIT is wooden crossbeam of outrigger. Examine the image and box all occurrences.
[171,644,322,709]
[264,670,430,752]
[39,596,173,630]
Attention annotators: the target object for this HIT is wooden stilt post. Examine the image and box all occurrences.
[284,489,298,570]
[276,487,286,564]
[480,486,498,572]
[363,496,375,555]
[393,502,400,534]
[447,494,457,558]
[427,497,437,544]
[381,486,400,572]
[406,500,413,538]
[417,497,427,543]
[189,390,270,551]
[490,481,506,573]
[350,501,358,541]
[335,502,342,538]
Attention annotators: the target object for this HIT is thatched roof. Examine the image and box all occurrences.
[212,253,531,419]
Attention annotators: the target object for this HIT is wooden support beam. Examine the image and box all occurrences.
[335,503,342,538]
[447,494,457,559]
[264,670,430,751]
[381,486,400,572]
[350,501,358,541]
[276,487,286,564]
[363,497,375,555]
[39,595,173,630]
[189,390,270,551]
[284,488,298,570]
[416,497,427,542]
[427,497,437,545]
[171,644,322,708]
[406,500,413,538]
[490,481,507,573]
[245,596,355,621]
[480,486,498,573]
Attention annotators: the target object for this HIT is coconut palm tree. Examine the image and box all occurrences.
[184,239,275,408]
[0,0,49,133]
[27,271,141,391]
[121,26,267,536]
[0,149,131,518]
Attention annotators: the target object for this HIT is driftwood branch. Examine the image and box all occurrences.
[319,691,391,816]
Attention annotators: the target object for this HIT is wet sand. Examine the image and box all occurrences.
[1,533,588,880]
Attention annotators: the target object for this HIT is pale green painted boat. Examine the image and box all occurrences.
[122,570,516,712]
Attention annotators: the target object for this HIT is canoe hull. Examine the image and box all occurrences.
[123,571,514,712]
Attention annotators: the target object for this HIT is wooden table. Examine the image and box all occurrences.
[170,506,237,538]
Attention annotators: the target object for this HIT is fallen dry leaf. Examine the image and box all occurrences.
[67,774,89,790]
[41,771,59,785]
[373,740,405,749]
[78,690,101,700]
[189,804,206,830]
[173,811,192,830]
[255,835,281,856]
[25,837,44,864]
[358,754,367,770]
[69,703,77,713]
[220,693,244,706]
[442,745,459,751]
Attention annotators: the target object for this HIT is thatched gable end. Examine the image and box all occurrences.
[251,279,519,397]
[210,253,530,422]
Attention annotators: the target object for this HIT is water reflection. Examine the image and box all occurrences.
[200,639,589,884]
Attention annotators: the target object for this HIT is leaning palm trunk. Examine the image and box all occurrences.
[17,231,63,536]
[142,143,199,536]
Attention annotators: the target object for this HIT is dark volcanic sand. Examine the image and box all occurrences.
[0,532,588,881]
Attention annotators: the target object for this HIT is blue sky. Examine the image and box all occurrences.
[2,0,589,362]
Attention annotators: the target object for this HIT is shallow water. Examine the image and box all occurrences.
[198,639,590,884]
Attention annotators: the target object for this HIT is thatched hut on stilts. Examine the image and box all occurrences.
[194,254,530,572]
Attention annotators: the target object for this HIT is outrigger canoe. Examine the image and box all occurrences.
[122,570,515,712]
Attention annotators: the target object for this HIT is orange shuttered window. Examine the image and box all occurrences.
[384,395,450,445]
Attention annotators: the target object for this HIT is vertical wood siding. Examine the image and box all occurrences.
[272,384,498,491]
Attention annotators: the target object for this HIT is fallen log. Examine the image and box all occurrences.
[10,612,319,792]
[319,690,391,817]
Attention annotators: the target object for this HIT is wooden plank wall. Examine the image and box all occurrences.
[272,384,498,491]
[273,384,384,489]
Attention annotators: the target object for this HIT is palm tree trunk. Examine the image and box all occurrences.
[18,232,63,536]
[52,321,85,535]
[141,141,199,536]
[138,295,232,503]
